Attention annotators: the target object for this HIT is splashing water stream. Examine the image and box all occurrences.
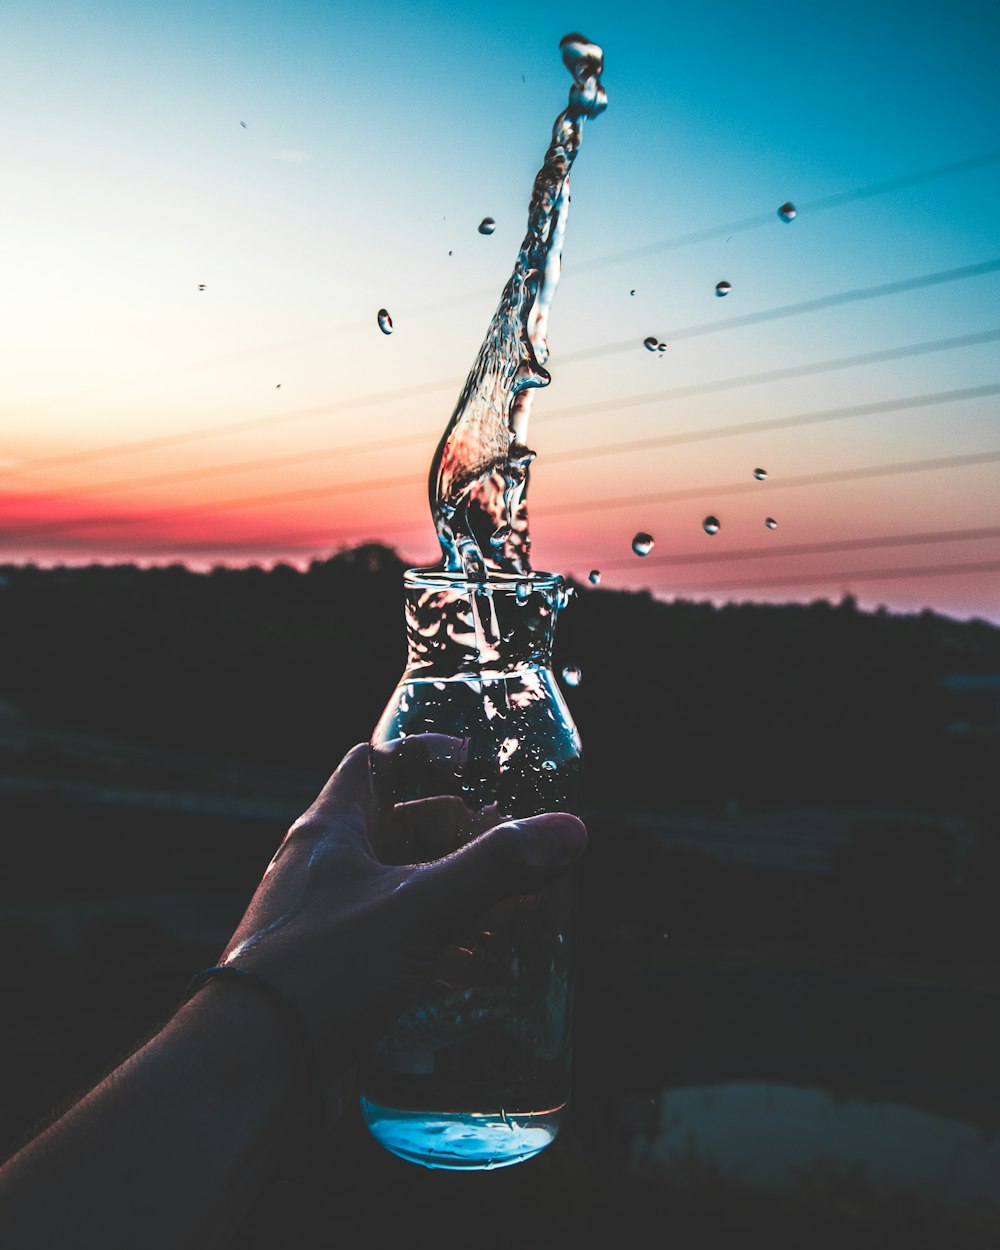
[429,34,606,585]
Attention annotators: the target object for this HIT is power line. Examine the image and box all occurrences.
[5,251,998,477]
[9,147,997,427]
[645,560,1000,593]
[558,259,1000,365]
[544,383,1000,466]
[6,385,997,540]
[2,379,453,475]
[571,149,1000,273]
[601,525,1000,570]
[535,449,1000,516]
[11,327,995,504]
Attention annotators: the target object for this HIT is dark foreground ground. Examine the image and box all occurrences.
[2,787,998,1249]
[2,555,998,1246]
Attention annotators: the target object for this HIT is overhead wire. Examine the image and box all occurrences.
[4,327,996,503]
[600,524,1000,570]
[5,382,997,539]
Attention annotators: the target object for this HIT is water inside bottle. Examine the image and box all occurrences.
[361,33,603,1171]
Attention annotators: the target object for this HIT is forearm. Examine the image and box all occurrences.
[0,983,306,1250]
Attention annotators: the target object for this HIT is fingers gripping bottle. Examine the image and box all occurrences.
[360,567,582,1170]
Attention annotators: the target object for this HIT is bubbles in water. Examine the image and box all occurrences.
[715,280,732,297]
[632,532,654,556]
[643,336,659,352]
[702,515,720,536]
[765,517,778,529]
[778,202,797,222]
[377,308,393,335]
[478,217,496,235]
[561,665,582,687]
[588,569,601,585]
[753,467,768,481]
[515,580,531,604]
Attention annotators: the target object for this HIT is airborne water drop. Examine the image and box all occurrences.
[561,665,582,687]
[753,467,768,481]
[715,280,732,297]
[643,336,659,352]
[703,516,720,536]
[778,202,797,223]
[377,308,393,335]
[765,517,778,530]
[632,532,654,556]
[588,569,601,585]
[478,217,496,235]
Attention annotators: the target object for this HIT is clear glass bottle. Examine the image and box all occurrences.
[360,566,582,1170]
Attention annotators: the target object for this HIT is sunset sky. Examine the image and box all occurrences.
[2,0,998,621]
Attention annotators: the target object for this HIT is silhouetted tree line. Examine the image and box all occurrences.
[1,543,997,815]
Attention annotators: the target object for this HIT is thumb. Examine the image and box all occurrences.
[403,812,587,934]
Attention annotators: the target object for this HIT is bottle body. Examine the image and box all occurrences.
[360,569,581,1170]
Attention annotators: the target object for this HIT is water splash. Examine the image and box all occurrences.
[632,532,654,556]
[429,34,606,582]
[378,308,394,335]
[703,516,720,535]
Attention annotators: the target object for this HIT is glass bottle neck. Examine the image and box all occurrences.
[401,567,565,679]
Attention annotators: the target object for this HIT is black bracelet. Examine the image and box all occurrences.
[181,964,329,1169]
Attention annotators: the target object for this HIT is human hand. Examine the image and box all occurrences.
[216,743,586,1090]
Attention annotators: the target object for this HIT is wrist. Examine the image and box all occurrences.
[171,976,314,1171]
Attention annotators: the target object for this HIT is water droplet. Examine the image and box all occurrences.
[703,515,720,536]
[643,336,660,352]
[656,340,667,353]
[629,289,636,296]
[275,383,281,389]
[197,283,205,291]
[541,760,557,771]
[753,467,767,481]
[515,580,531,604]
[478,217,496,235]
[715,280,732,297]
[778,201,797,223]
[561,665,582,687]
[632,532,654,556]
[490,524,512,548]
[588,569,601,585]
[377,308,393,335]
[765,516,778,529]
[240,120,247,128]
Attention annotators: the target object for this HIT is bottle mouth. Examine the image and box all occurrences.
[404,567,564,593]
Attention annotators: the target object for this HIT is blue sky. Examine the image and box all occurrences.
[2,0,998,620]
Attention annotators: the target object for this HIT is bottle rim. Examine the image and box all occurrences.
[403,566,564,592]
